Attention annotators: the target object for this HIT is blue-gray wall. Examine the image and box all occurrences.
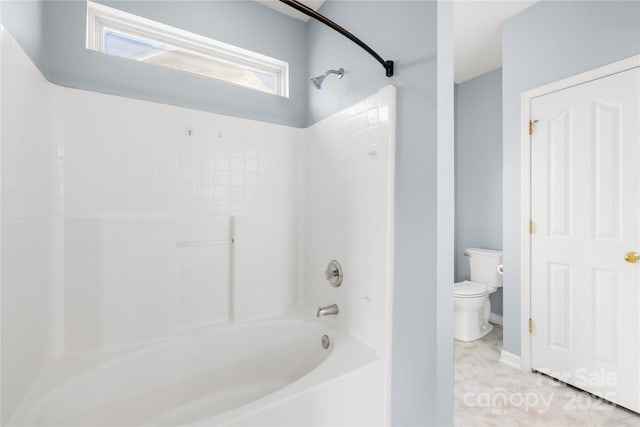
[455,68,503,316]
[502,0,640,356]
[435,3,455,425]
[307,2,454,425]
[0,0,47,71]
[2,0,308,127]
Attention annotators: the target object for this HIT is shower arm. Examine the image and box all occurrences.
[279,0,394,77]
[323,69,342,78]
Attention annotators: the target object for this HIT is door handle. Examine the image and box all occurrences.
[624,251,640,264]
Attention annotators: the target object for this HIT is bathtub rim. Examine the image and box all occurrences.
[187,328,381,426]
[8,306,378,426]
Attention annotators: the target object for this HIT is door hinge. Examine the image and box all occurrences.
[529,220,533,234]
[528,120,533,135]
[529,318,533,334]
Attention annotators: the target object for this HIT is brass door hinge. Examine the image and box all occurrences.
[529,120,533,135]
[529,220,533,234]
[528,318,533,334]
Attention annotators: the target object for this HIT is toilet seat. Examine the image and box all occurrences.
[454,281,491,298]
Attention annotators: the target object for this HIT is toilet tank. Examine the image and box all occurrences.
[467,248,503,288]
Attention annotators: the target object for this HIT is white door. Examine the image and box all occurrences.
[530,67,640,413]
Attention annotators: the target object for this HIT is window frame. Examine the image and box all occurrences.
[86,1,289,97]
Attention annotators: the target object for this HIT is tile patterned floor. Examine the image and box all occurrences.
[454,325,640,426]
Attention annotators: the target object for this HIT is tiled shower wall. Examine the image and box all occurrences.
[59,85,395,355]
[1,31,57,421]
[60,88,300,352]
[303,86,395,354]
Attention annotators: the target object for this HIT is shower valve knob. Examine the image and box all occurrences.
[324,260,343,287]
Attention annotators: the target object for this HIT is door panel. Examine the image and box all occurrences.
[531,67,640,413]
[593,100,622,240]
[548,110,572,236]
[592,269,620,365]
[547,263,572,352]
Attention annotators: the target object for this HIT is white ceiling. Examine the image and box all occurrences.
[256,0,325,22]
[257,0,538,84]
[454,0,538,83]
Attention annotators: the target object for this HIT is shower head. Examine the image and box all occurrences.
[311,68,344,89]
[310,75,324,90]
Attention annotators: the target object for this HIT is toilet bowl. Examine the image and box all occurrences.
[454,248,503,342]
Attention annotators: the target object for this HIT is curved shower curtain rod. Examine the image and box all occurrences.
[279,0,394,77]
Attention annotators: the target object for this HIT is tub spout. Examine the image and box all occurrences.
[316,304,339,317]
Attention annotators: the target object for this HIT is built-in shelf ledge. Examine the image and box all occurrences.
[176,239,234,248]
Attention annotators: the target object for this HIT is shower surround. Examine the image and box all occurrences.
[2,29,395,425]
[61,84,300,352]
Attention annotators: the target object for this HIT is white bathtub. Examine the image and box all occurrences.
[9,310,386,426]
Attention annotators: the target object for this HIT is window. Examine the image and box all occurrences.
[86,1,289,97]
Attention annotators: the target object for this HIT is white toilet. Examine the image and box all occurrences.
[454,248,503,342]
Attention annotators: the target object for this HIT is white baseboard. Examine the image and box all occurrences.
[489,313,503,325]
[499,350,522,370]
